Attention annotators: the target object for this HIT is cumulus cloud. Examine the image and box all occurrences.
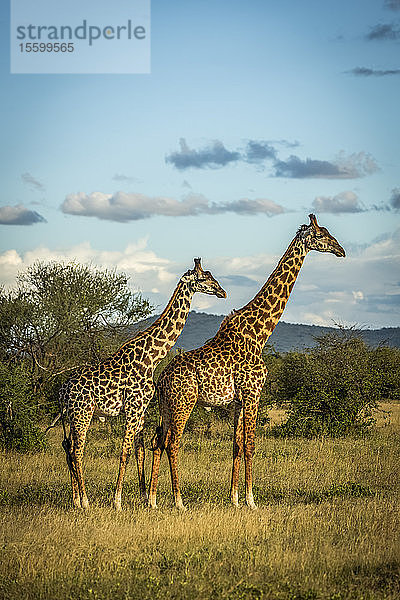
[385,0,400,11]
[165,138,300,171]
[212,228,400,328]
[0,239,176,291]
[1,228,399,327]
[61,191,286,222]
[21,172,45,191]
[0,204,46,226]
[312,191,365,214]
[366,23,400,40]
[215,198,285,216]
[244,140,277,163]
[274,152,378,179]
[0,240,229,315]
[165,138,241,170]
[390,188,400,209]
[165,139,378,181]
[348,66,400,76]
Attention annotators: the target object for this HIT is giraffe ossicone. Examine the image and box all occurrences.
[147,214,345,510]
[60,258,226,510]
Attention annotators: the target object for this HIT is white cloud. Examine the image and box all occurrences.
[1,229,398,328]
[312,191,364,214]
[352,290,364,302]
[61,191,286,222]
[0,204,46,226]
[0,240,226,314]
[0,239,175,293]
[207,229,400,328]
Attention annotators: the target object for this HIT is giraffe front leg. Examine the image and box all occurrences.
[243,399,259,510]
[230,402,243,508]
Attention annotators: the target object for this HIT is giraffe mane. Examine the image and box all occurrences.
[219,309,238,330]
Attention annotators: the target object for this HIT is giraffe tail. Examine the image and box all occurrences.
[151,425,164,451]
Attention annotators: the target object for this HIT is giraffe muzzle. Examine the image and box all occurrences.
[333,243,346,258]
[216,287,227,298]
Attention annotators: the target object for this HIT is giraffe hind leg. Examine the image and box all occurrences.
[230,402,244,508]
[165,401,196,511]
[243,397,259,510]
[134,429,148,504]
[71,410,93,509]
[148,423,169,508]
[64,435,80,508]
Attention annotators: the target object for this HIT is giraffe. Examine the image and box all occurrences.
[147,214,346,510]
[61,258,226,510]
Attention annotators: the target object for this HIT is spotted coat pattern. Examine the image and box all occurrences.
[147,215,346,510]
[62,259,226,509]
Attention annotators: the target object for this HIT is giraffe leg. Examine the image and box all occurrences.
[114,421,135,511]
[134,429,147,504]
[71,420,92,509]
[243,399,259,510]
[165,411,192,510]
[230,402,244,508]
[68,435,81,508]
[148,422,169,509]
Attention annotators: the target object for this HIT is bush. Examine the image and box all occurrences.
[0,362,46,452]
[271,329,392,437]
[0,261,153,451]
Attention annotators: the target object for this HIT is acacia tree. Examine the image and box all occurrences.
[0,261,153,449]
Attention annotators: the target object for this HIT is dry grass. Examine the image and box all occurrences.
[1,404,399,600]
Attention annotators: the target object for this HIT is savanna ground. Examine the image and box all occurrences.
[1,404,399,600]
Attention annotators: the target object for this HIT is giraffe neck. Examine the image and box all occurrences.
[228,235,308,348]
[123,279,194,366]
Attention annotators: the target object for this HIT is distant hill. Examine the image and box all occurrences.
[132,311,400,353]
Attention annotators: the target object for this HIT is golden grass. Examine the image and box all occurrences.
[1,404,399,600]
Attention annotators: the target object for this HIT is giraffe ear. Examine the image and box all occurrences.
[308,213,320,230]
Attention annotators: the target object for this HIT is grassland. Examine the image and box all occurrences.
[1,404,399,600]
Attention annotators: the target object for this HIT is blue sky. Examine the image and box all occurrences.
[1,0,399,328]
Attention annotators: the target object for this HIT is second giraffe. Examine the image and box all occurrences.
[147,214,346,510]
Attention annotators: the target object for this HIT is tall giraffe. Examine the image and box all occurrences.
[147,215,345,510]
[61,259,226,510]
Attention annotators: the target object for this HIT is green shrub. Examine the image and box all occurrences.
[0,362,46,452]
[271,330,391,437]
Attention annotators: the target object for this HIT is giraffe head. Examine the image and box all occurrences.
[181,258,227,298]
[299,214,346,257]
